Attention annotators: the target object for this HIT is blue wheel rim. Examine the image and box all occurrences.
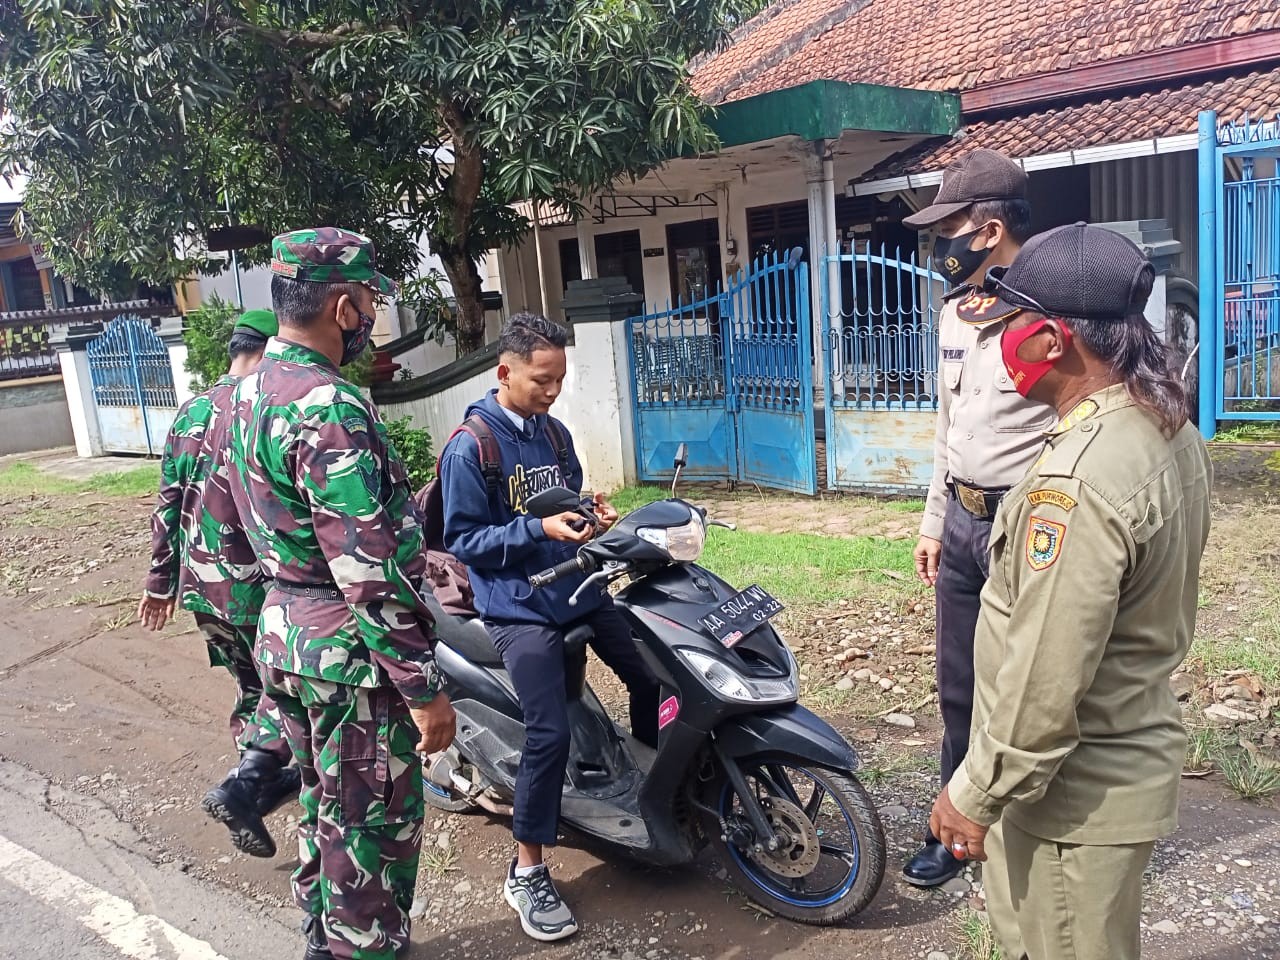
[719,766,860,908]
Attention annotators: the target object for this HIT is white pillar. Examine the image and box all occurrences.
[532,203,550,316]
[560,319,631,492]
[806,139,836,386]
[55,346,102,458]
[576,213,597,280]
[157,315,197,405]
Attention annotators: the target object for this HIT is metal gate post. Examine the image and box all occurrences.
[124,321,155,455]
[1197,110,1218,438]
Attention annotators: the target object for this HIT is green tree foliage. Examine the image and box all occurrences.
[383,416,434,489]
[0,0,753,353]
[183,297,240,392]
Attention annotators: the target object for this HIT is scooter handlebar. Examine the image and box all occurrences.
[529,556,586,589]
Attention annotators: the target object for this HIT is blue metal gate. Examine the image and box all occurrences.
[820,247,942,493]
[1198,110,1280,435]
[86,316,178,455]
[627,252,816,493]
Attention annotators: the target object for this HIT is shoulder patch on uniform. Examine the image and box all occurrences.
[341,414,369,434]
[1026,488,1078,512]
[1026,516,1066,571]
[942,347,966,361]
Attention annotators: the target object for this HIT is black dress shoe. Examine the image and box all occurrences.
[902,835,966,887]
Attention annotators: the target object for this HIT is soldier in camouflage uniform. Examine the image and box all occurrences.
[140,308,300,859]
[228,228,455,960]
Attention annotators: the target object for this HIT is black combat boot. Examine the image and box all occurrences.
[201,747,283,858]
[302,914,334,960]
[256,764,302,817]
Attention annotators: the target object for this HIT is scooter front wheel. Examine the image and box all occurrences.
[705,762,885,925]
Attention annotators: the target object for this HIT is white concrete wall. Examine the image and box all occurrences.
[378,322,634,493]
[57,348,102,457]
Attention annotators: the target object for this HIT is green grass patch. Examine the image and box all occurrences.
[1218,749,1280,802]
[0,462,159,498]
[955,909,1003,960]
[700,527,913,604]
[1210,422,1280,444]
[1189,632,1280,687]
[608,485,668,515]
[609,486,917,604]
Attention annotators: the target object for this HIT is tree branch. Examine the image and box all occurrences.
[215,16,397,49]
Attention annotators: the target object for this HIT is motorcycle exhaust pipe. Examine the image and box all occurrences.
[426,750,514,817]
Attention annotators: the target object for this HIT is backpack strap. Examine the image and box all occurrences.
[435,414,503,494]
[543,417,573,482]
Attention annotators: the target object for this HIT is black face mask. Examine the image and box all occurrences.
[340,309,376,366]
[933,224,992,286]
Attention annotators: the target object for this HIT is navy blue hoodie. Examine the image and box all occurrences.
[439,391,603,626]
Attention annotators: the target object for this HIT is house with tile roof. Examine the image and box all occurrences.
[391,0,1280,492]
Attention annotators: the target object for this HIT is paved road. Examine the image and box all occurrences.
[0,758,293,960]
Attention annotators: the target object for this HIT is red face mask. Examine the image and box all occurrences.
[1001,319,1072,397]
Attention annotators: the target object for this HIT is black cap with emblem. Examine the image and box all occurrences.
[956,222,1155,324]
[902,149,1028,229]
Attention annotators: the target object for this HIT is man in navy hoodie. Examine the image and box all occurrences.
[440,312,659,943]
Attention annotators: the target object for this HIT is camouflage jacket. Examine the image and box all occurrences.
[146,375,267,625]
[228,337,439,703]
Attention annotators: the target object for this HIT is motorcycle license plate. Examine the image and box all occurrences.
[698,585,785,648]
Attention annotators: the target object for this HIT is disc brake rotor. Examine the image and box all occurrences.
[743,795,821,878]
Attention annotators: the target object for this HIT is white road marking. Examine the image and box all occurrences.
[0,832,231,960]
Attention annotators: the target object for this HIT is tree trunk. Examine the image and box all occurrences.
[436,105,489,357]
[439,243,486,356]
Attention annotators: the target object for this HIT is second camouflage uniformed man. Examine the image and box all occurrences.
[930,223,1212,960]
[229,228,456,960]
[139,308,299,858]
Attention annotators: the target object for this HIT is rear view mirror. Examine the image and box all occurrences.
[674,443,689,470]
[526,487,581,518]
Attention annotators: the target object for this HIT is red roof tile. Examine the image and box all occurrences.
[693,0,1280,104]
[857,67,1280,182]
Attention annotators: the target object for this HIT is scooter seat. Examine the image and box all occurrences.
[420,594,505,666]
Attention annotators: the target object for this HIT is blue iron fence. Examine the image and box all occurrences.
[626,251,816,493]
[1199,110,1280,434]
[86,315,177,455]
[821,247,942,493]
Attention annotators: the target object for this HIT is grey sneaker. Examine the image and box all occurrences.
[502,860,578,942]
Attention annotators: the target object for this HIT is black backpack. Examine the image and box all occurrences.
[414,413,571,616]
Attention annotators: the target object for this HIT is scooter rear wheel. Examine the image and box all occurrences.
[706,762,885,925]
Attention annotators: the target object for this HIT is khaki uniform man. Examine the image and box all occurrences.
[930,223,1212,960]
[902,149,1055,887]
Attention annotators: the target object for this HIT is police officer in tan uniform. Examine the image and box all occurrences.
[902,149,1055,886]
[930,223,1212,960]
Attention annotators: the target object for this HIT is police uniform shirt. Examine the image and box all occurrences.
[921,291,1056,540]
[948,384,1212,843]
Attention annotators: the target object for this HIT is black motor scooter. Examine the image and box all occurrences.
[421,446,885,924]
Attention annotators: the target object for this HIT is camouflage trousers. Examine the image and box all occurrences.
[262,667,424,960]
[193,613,290,763]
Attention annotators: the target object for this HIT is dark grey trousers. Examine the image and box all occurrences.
[935,492,994,785]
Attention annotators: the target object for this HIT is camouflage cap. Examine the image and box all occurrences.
[269,227,398,296]
[232,308,278,339]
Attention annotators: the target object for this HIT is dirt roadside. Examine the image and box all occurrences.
[0,455,1277,959]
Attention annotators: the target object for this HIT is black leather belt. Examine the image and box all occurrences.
[274,580,343,601]
[947,481,1009,520]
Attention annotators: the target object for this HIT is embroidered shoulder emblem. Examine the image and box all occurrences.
[1026,516,1066,571]
[1026,489,1077,512]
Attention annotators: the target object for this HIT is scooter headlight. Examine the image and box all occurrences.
[637,514,706,562]
[677,648,798,704]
